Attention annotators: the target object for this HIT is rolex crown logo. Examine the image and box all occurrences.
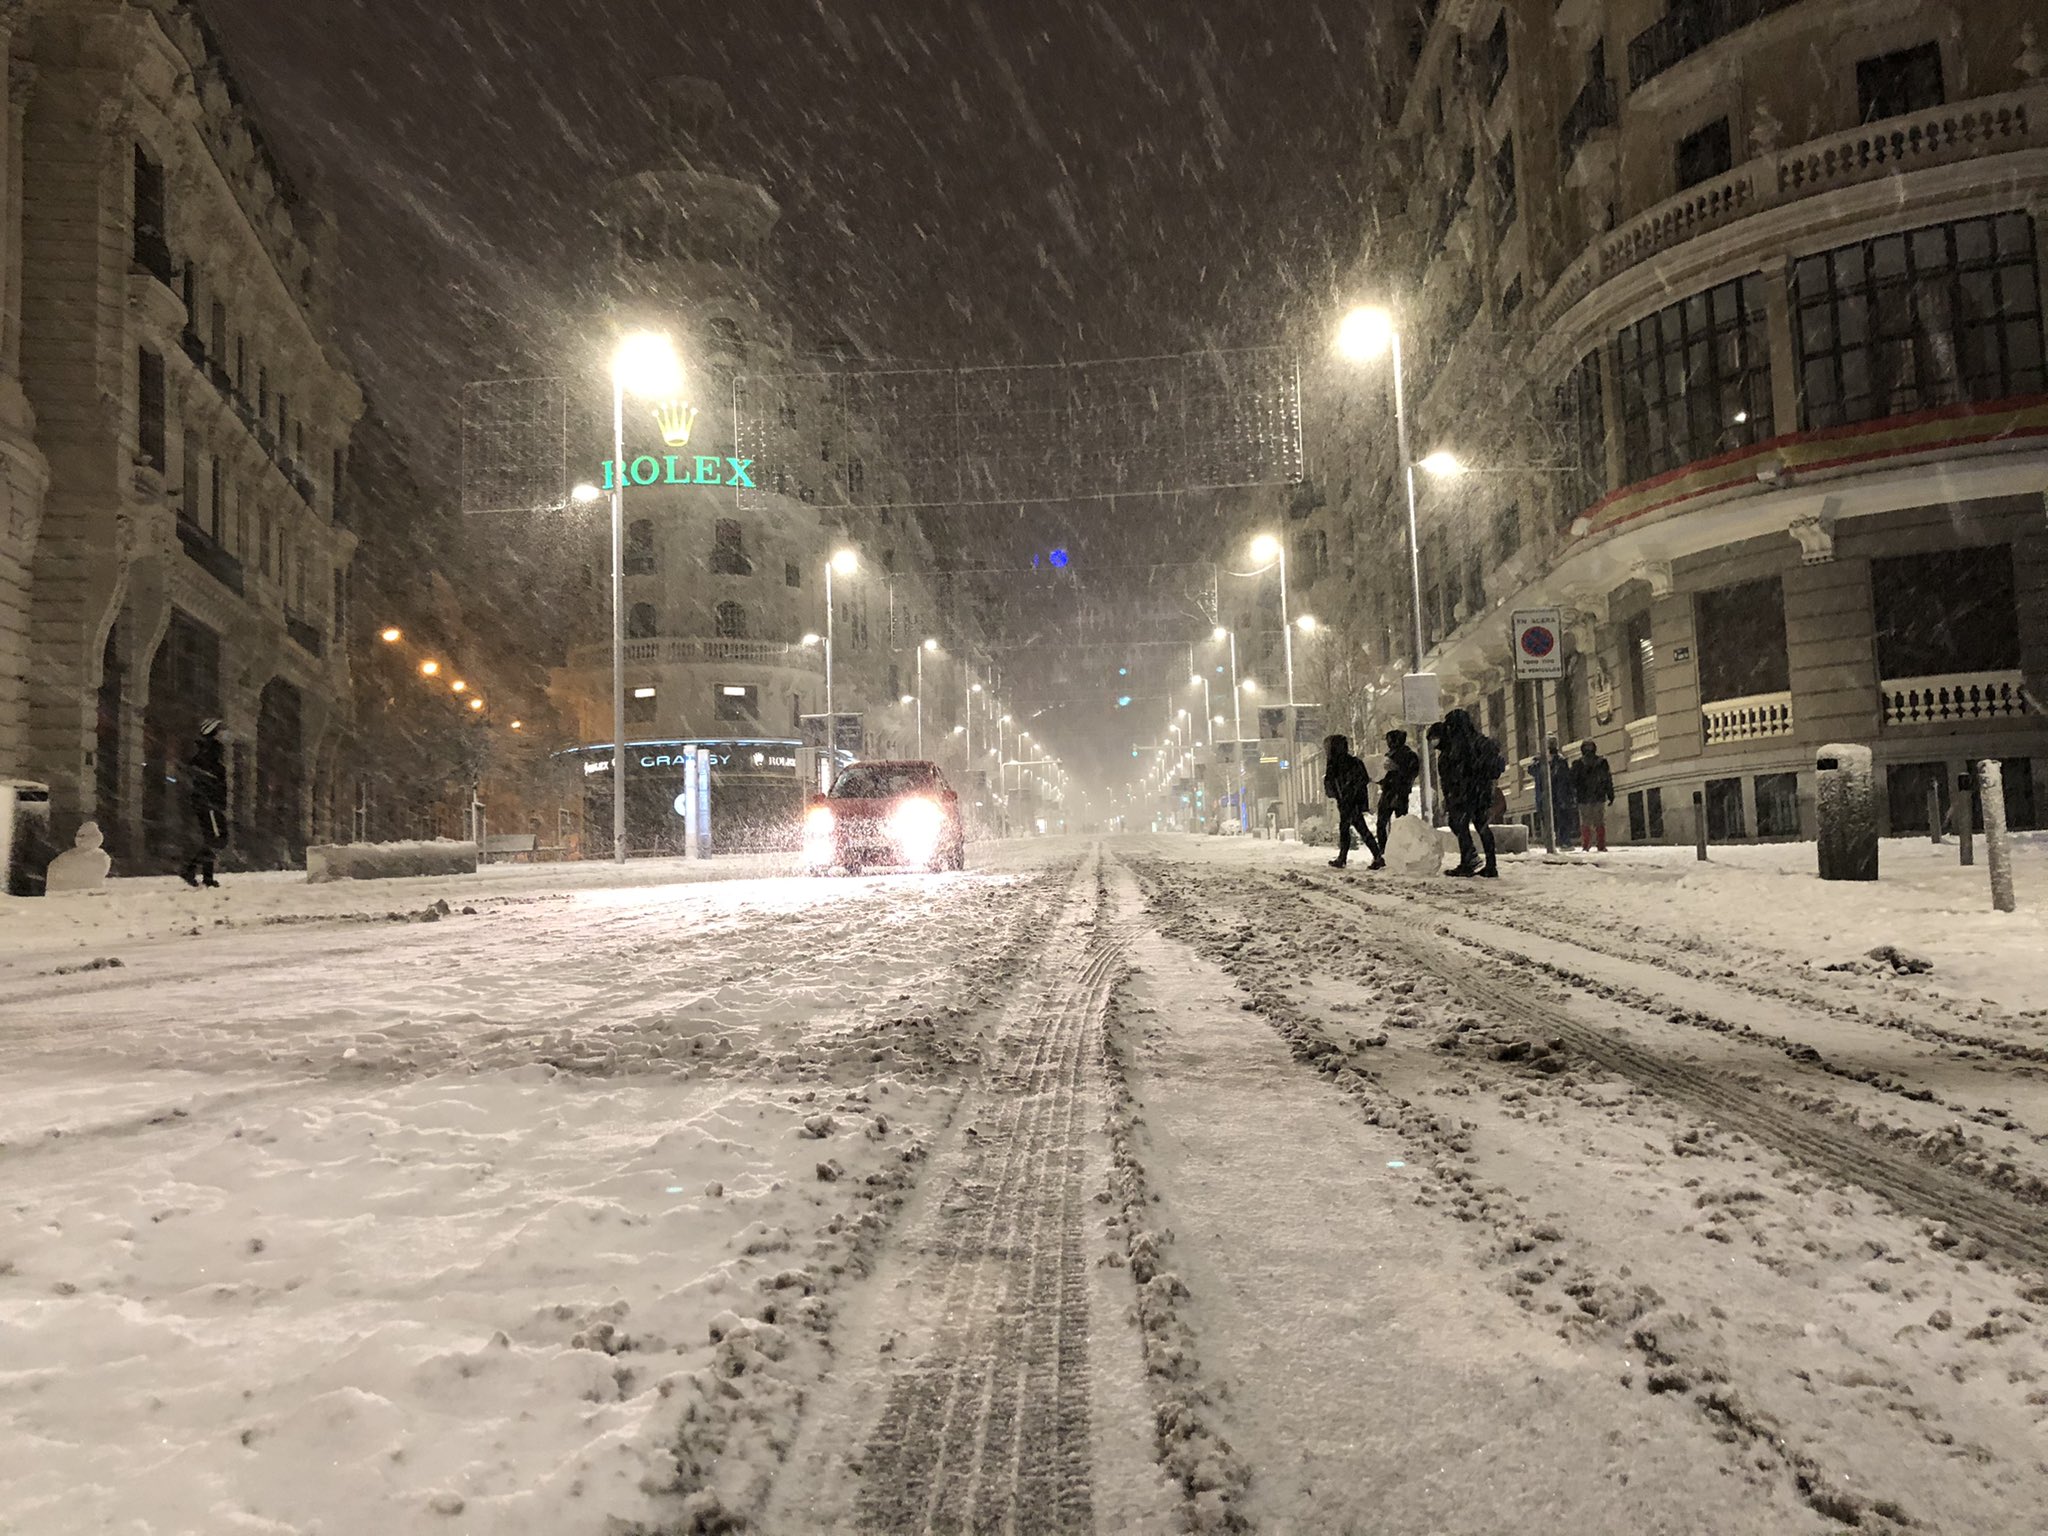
[654,399,699,447]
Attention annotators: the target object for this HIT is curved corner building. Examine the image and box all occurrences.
[1325,0,2047,843]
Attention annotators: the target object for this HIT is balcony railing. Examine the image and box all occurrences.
[1559,75,1617,167]
[1701,691,1793,745]
[568,637,825,671]
[1627,0,1803,93]
[1530,84,2043,336]
[1881,671,2029,727]
[175,517,245,596]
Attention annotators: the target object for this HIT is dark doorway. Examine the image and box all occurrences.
[256,677,305,862]
[95,627,124,849]
[142,611,221,866]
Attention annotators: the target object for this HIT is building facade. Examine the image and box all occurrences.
[0,1,362,868]
[546,79,976,853]
[1272,0,2047,842]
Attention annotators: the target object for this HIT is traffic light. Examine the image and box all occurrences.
[1049,548,1070,569]
[1117,696,1132,708]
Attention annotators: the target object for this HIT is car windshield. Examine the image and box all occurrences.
[832,764,942,800]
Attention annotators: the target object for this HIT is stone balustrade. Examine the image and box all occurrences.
[1702,691,1794,746]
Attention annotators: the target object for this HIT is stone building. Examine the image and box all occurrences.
[1268,0,2048,842]
[546,80,972,854]
[0,1,362,868]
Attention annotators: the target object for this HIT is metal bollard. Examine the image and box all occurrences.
[1955,773,1975,868]
[1978,759,2016,913]
[1693,790,1708,862]
[1927,782,1943,843]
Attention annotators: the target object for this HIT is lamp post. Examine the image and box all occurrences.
[1336,304,1432,819]
[915,636,937,756]
[823,547,858,716]
[1248,533,1295,706]
[608,332,685,864]
[1214,625,1247,832]
[1190,673,1213,745]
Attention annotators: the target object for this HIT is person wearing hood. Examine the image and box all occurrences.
[1322,734,1381,870]
[1545,738,1579,846]
[181,717,229,888]
[1375,728,1421,855]
[1436,708,1506,877]
[1571,738,1615,852]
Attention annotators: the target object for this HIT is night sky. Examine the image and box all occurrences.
[203,0,1387,777]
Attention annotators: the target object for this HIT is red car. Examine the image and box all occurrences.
[803,760,967,873]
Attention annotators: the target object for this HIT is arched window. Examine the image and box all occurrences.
[715,601,748,639]
[624,518,655,575]
[628,602,657,639]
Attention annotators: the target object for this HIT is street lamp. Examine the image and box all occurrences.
[1335,303,1432,818]
[915,636,938,756]
[607,330,685,864]
[1248,533,1295,706]
[379,627,402,644]
[1418,450,1466,479]
[1190,673,1212,745]
[824,548,858,716]
[570,482,603,505]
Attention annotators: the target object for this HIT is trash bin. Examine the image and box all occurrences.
[1815,743,1878,882]
[1,778,54,897]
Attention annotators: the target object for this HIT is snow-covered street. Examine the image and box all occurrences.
[4,837,2047,1533]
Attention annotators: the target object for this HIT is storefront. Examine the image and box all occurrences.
[557,739,807,855]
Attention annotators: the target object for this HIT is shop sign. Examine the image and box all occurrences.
[599,455,755,489]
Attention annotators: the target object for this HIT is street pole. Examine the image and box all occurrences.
[1390,329,1434,823]
[914,646,923,757]
[823,560,835,716]
[609,377,627,865]
[1533,683,1556,854]
[1279,545,1295,708]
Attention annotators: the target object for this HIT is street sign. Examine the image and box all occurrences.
[1401,672,1441,725]
[1512,608,1564,680]
[1291,704,1323,744]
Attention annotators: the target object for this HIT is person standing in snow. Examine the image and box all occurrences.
[1546,738,1580,847]
[1374,728,1421,854]
[1571,739,1615,852]
[1322,734,1382,870]
[181,717,229,888]
[1437,708,1504,878]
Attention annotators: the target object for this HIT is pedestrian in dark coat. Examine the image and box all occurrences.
[1374,728,1421,854]
[1571,739,1615,852]
[181,718,229,888]
[1437,708,1505,878]
[1322,734,1382,870]
[1546,738,1580,845]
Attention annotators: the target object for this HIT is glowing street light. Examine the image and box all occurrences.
[380,626,402,644]
[1418,450,1466,479]
[467,698,484,712]
[419,660,440,677]
[570,483,603,505]
[451,679,468,693]
[1296,614,1319,633]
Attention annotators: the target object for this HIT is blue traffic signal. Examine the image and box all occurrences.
[1117,696,1132,708]
[1049,548,1070,568]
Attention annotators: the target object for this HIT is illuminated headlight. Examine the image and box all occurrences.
[803,805,836,866]
[888,797,945,867]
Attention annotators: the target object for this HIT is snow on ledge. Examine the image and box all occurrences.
[305,840,480,883]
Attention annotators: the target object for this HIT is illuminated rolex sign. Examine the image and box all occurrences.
[600,454,755,489]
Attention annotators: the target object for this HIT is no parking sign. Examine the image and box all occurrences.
[1512,608,1563,680]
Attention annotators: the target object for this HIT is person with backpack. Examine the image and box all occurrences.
[1436,708,1504,878]
[1375,728,1420,855]
[180,717,229,888]
[1322,734,1381,870]
[1571,738,1616,852]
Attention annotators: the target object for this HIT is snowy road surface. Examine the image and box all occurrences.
[2,835,2046,1533]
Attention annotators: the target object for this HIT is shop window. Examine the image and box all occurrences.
[624,519,655,575]
[1704,777,1746,840]
[1871,545,2019,679]
[626,687,656,724]
[1615,276,1773,483]
[1674,118,1732,191]
[715,684,759,723]
[711,519,749,576]
[1627,789,1648,841]
[1755,772,1801,838]
[714,601,749,639]
[1793,213,2045,431]
[627,603,657,639]
[1857,42,1943,124]
[1695,577,1789,702]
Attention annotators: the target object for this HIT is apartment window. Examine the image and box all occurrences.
[627,602,657,639]
[236,337,247,394]
[624,518,655,575]
[1870,545,2019,679]
[132,146,168,277]
[709,316,744,357]
[882,547,896,574]
[209,300,227,360]
[785,561,802,588]
[1858,42,1943,123]
[887,662,901,700]
[847,457,865,499]
[626,687,657,724]
[1704,776,1746,840]
[1555,350,1607,515]
[1793,213,2045,431]
[1674,118,1732,192]
[1488,501,1523,564]
[1755,772,1801,838]
[1628,787,1667,842]
[1512,678,1534,764]
[179,433,201,527]
[258,366,269,416]
[1492,135,1517,226]
[137,349,166,472]
[1482,15,1509,103]
[714,600,749,639]
[1696,577,1789,702]
[1499,276,1523,321]
[1556,650,1584,741]
[711,518,749,576]
[715,683,759,723]
[1462,550,1485,622]
[1615,276,1773,483]
[1430,88,1444,132]
[209,457,224,538]
[1623,609,1656,721]
[260,512,273,577]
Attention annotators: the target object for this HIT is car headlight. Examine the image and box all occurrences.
[803,804,836,863]
[887,797,945,866]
